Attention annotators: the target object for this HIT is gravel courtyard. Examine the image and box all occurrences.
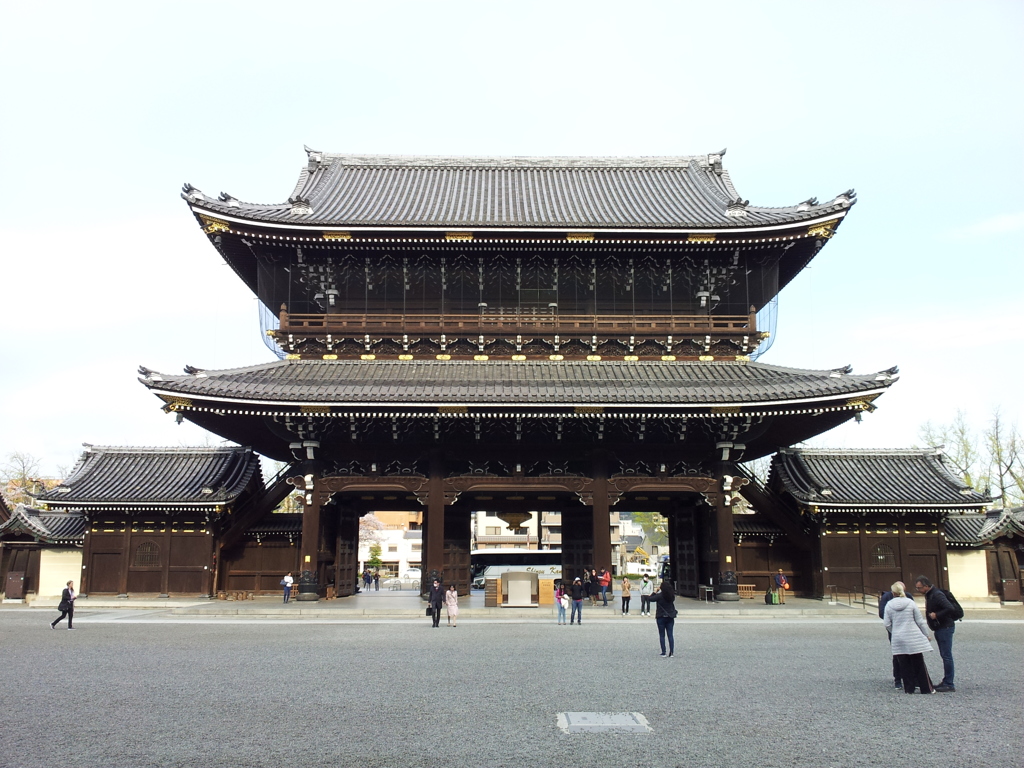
[1,610,1020,768]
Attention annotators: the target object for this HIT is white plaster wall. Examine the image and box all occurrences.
[39,549,83,597]
[947,550,989,599]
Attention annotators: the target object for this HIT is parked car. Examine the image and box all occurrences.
[403,568,422,580]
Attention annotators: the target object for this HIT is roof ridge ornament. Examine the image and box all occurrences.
[288,194,313,216]
[181,183,205,203]
[831,189,856,207]
[217,192,240,208]
[797,197,819,212]
[305,145,324,169]
[726,197,749,218]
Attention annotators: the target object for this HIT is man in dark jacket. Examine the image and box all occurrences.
[427,579,444,628]
[915,575,956,692]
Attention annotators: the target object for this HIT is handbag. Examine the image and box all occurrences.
[58,600,70,612]
[784,583,791,590]
[426,606,433,616]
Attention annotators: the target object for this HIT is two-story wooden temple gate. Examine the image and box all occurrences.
[125,149,917,599]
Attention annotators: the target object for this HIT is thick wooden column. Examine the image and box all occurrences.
[297,470,321,601]
[423,454,445,594]
[591,459,612,574]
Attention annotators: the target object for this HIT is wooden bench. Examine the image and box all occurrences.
[737,584,757,599]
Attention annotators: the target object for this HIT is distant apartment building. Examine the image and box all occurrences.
[471,510,623,572]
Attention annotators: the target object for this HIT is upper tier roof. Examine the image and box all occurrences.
[37,446,261,507]
[770,449,990,510]
[0,505,85,544]
[140,359,895,409]
[183,150,855,231]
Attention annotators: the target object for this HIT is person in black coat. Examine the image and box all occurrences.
[569,576,585,625]
[427,579,444,628]
[51,580,76,630]
[654,581,676,657]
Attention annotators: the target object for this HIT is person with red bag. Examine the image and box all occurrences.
[774,569,790,604]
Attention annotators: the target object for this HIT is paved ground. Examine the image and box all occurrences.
[1,605,1021,768]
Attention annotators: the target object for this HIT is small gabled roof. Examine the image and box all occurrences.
[770,448,990,512]
[37,445,262,509]
[0,504,85,544]
[183,149,855,232]
[945,507,1024,547]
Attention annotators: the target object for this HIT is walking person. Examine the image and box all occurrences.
[427,578,444,628]
[363,569,372,592]
[570,576,584,625]
[620,577,632,615]
[373,570,380,591]
[445,583,459,627]
[584,570,596,606]
[916,575,957,692]
[878,582,904,688]
[281,572,294,603]
[51,580,76,630]
[555,581,568,625]
[639,574,654,616]
[883,581,935,694]
[654,581,676,657]
[774,569,790,604]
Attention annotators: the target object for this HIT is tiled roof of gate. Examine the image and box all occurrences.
[0,494,10,522]
[37,446,261,506]
[0,505,86,544]
[944,507,1024,546]
[140,359,896,407]
[183,151,855,230]
[771,449,990,508]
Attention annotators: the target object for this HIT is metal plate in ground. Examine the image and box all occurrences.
[556,712,652,734]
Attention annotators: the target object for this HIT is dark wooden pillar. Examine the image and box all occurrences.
[160,519,172,598]
[561,506,592,582]
[444,506,472,595]
[118,518,131,597]
[297,470,321,601]
[423,453,445,595]
[591,458,612,574]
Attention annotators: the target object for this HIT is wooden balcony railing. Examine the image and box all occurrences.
[278,309,756,337]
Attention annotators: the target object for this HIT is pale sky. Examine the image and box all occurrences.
[2,1,1022,477]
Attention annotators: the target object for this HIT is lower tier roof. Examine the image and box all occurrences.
[141,359,896,409]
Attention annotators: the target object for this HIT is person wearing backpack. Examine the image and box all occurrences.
[915,575,957,692]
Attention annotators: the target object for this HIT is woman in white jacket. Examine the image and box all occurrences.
[882,581,935,693]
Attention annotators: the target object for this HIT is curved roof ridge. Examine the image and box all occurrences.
[318,153,710,169]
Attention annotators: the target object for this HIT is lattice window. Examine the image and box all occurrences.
[871,543,897,569]
[134,541,160,567]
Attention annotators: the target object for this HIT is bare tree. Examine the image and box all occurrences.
[1,452,45,505]
[919,409,1023,508]
[919,410,985,491]
[984,409,1024,509]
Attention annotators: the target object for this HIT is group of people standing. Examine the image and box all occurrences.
[361,569,380,592]
[879,575,958,694]
[553,574,677,657]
